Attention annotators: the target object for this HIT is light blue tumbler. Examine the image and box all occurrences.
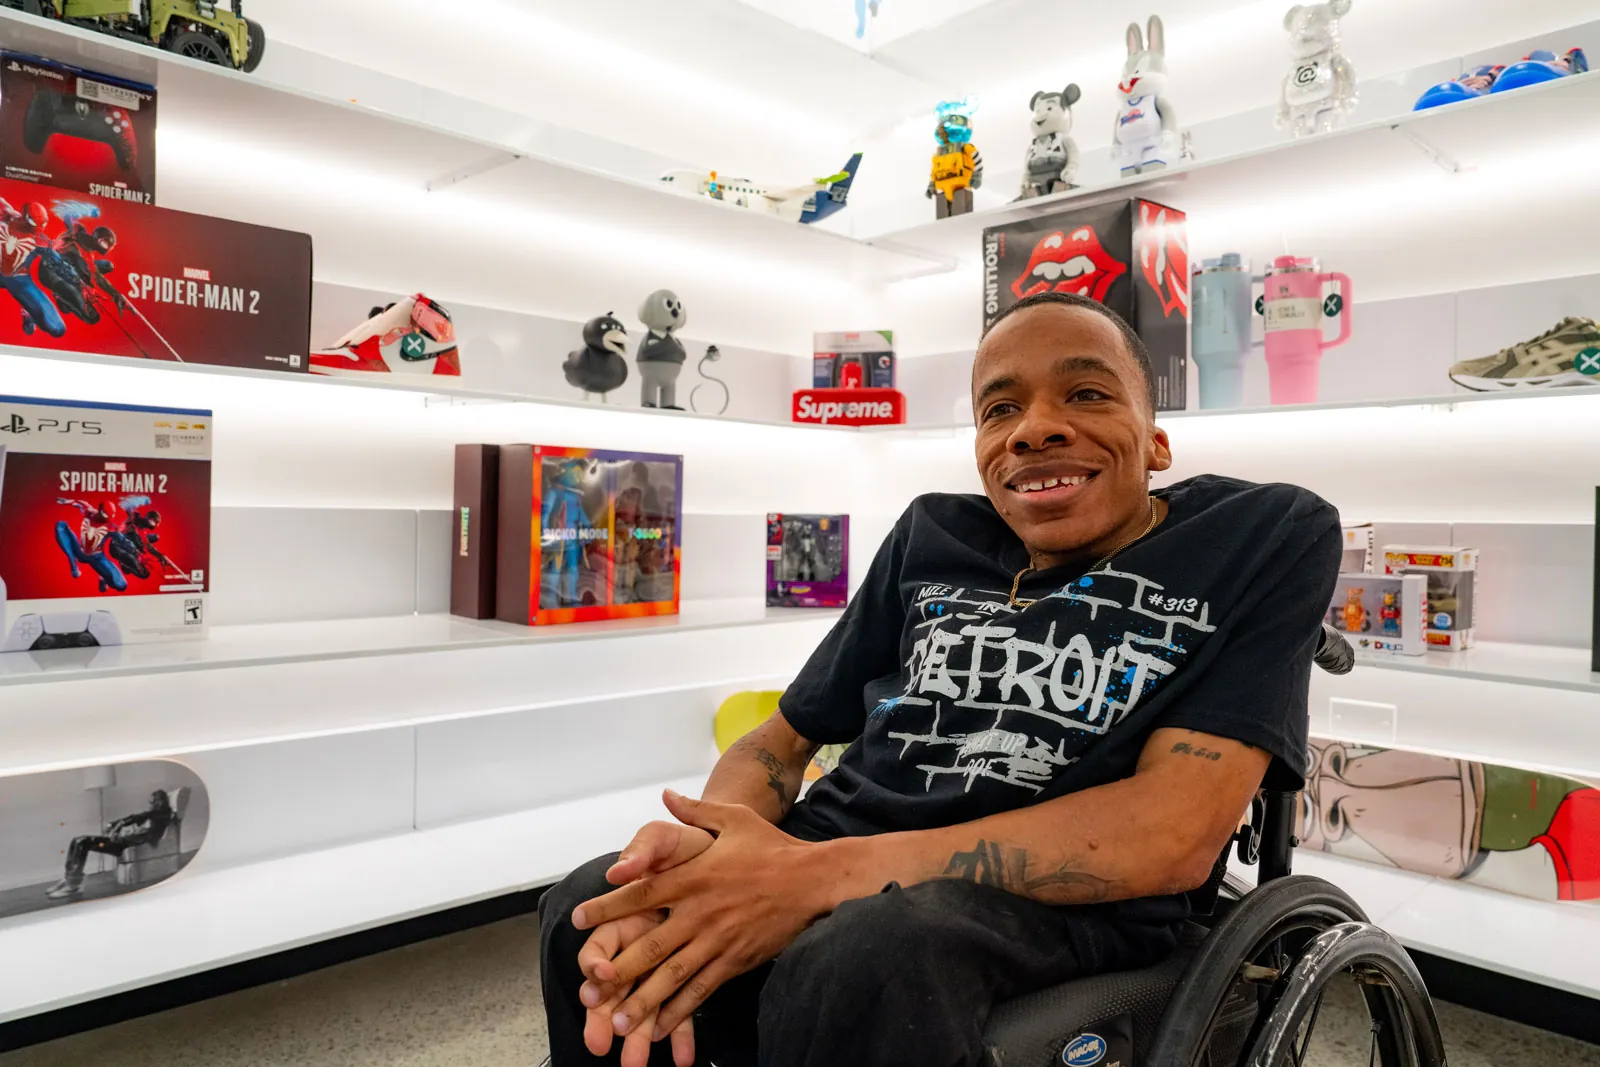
[1191,254,1259,410]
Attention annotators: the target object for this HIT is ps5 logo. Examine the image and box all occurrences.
[0,413,103,435]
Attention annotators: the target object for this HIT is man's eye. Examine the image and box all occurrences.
[983,401,1020,421]
[1070,387,1110,402]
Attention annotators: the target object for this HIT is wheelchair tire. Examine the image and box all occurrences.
[1245,922,1446,1067]
[1146,875,1368,1067]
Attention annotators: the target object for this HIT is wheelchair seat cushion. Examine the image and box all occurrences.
[981,923,1202,1066]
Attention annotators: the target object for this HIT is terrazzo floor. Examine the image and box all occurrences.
[2,912,1595,1067]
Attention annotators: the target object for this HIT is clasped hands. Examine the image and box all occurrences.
[571,790,829,1067]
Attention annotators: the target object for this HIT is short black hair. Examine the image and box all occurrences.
[980,291,1156,413]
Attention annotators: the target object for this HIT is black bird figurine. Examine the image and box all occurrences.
[564,312,629,402]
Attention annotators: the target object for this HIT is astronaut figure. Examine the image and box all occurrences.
[1018,85,1082,199]
[636,290,687,409]
[1277,0,1358,137]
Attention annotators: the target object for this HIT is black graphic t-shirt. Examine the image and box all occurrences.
[781,475,1341,917]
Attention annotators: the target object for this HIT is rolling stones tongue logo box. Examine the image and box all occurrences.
[0,176,311,373]
[982,198,1189,412]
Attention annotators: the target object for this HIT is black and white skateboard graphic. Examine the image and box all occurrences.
[0,760,207,922]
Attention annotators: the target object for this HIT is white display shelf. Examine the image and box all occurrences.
[0,773,707,1024]
[1288,851,1600,1000]
[862,68,1600,255]
[0,599,840,689]
[1353,641,1600,696]
[0,8,947,287]
[869,383,1600,435]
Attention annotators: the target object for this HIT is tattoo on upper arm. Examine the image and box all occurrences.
[1170,740,1223,761]
[939,839,1115,904]
[729,735,794,814]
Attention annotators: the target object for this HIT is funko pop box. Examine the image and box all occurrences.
[0,52,157,204]
[766,513,849,608]
[1382,545,1477,651]
[982,198,1189,411]
[496,445,684,626]
[0,394,211,654]
[0,175,311,374]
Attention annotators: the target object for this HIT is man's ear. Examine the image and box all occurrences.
[1148,425,1173,473]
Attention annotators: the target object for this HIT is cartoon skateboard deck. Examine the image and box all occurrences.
[0,759,207,923]
[1303,736,1599,904]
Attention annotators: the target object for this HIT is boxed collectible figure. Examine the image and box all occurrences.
[982,198,1189,410]
[496,445,683,625]
[0,52,157,204]
[766,513,848,608]
[813,331,895,389]
[1340,523,1373,573]
[0,395,210,654]
[1326,572,1427,656]
[451,444,500,620]
[1382,545,1477,651]
[0,176,310,373]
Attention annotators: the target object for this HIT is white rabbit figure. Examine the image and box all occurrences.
[1112,15,1182,178]
[1276,0,1358,137]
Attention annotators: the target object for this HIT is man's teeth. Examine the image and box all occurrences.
[1013,475,1091,493]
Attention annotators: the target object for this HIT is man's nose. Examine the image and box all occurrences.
[1008,403,1076,453]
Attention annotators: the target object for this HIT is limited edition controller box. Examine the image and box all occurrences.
[0,51,158,204]
[982,198,1189,411]
[496,445,683,626]
[0,394,212,656]
[0,175,311,373]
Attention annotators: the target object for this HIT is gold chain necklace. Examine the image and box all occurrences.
[1008,497,1159,609]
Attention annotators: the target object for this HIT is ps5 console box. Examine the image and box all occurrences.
[982,198,1189,411]
[0,175,310,373]
[0,52,158,204]
[0,395,211,654]
[451,444,500,620]
[497,445,683,626]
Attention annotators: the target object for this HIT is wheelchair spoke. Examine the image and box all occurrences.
[1290,988,1326,1067]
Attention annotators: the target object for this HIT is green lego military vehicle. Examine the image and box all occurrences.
[3,0,265,73]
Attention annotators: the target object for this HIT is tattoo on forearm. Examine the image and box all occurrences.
[1170,740,1222,761]
[729,735,793,814]
[939,840,1115,904]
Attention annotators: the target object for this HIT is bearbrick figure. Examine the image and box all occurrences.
[1018,85,1081,200]
[1276,0,1358,137]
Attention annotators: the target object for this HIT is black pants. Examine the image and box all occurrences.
[540,852,1179,1067]
[63,836,127,883]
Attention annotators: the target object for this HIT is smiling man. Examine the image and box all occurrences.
[539,291,1343,1067]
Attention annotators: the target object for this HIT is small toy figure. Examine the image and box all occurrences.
[1413,64,1504,110]
[564,312,628,402]
[1276,1,1357,137]
[636,290,687,409]
[1339,587,1369,633]
[1379,592,1401,635]
[854,0,881,40]
[1112,16,1183,177]
[540,459,597,608]
[1492,48,1589,93]
[927,98,983,220]
[1018,85,1082,200]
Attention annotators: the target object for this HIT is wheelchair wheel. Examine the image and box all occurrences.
[1146,875,1442,1067]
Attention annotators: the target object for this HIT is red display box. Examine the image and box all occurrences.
[791,387,905,426]
[0,176,311,373]
[496,445,683,626]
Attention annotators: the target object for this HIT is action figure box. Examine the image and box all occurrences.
[496,445,683,626]
[813,331,895,389]
[1341,523,1373,573]
[451,444,499,620]
[1382,545,1477,651]
[0,176,311,373]
[981,198,1189,411]
[0,395,211,655]
[0,53,157,204]
[766,513,848,608]
[1325,573,1428,656]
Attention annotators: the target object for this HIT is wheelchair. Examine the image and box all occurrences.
[981,626,1446,1067]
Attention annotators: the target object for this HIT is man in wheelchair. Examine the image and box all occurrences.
[541,292,1354,1067]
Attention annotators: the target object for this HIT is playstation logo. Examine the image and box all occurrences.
[1,413,28,434]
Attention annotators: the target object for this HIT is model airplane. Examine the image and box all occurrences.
[658,153,862,224]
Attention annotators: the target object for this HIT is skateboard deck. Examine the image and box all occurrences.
[0,759,207,923]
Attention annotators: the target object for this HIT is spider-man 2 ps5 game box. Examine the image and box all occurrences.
[0,395,211,657]
[982,198,1189,411]
[0,176,311,373]
[496,445,683,626]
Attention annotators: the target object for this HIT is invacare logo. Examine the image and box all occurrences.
[791,388,904,426]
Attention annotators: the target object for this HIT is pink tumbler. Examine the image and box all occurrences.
[1261,255,1353,405]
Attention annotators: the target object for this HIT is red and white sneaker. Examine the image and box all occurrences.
[310,294,460,377]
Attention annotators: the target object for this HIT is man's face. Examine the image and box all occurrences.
[972,304,1171,562]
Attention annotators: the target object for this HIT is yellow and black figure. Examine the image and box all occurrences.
[926,98,983,220]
